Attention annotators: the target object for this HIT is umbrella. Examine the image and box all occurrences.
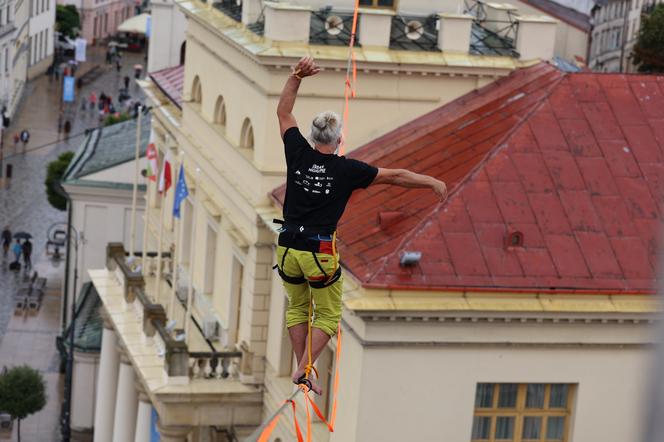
[133,64,143,70]
[108,41,120,47]
[13,232,32,239]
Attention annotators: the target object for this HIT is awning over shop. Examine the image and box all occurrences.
[117,13,150,34]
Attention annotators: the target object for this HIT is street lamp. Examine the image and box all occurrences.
[49,220,79,442]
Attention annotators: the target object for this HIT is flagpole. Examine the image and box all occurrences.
[185,168,200,346]
[169,154,186,321]
[141,182,151,276]
[155,192,166,304]
[129,107,143,257]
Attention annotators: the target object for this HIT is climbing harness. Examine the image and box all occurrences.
[272,219,343,289]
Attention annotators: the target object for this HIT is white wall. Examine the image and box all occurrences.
[64,186,145,318]
[28,0,54,76]
[331,319,655,442]
[71,351,100,433]
[147,0,186,73]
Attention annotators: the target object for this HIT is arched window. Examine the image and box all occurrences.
[214,96,226,128]
[179,41,186,65]
[191,75,202,104]
[240,118,254,149]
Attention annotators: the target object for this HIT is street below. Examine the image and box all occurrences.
[0,46,147,442]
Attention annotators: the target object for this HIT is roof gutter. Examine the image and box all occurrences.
[361,281,655,296]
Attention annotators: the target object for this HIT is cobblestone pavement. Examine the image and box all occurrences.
[0,46,147,442]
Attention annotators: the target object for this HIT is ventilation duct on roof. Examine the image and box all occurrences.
[400,251,422,267]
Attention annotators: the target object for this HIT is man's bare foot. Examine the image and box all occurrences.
[292,370,323,395]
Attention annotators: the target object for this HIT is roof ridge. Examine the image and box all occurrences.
[364,71,569,284]
[348,63,557,163]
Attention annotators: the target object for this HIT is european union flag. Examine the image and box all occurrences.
[173,165,189,219]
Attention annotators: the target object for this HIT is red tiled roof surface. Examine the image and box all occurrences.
[272,63,664,294]
[149,65,184,108]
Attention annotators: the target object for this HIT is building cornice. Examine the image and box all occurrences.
[177,0,534,76]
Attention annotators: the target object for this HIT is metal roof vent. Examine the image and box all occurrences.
[325,15,344,35]
[505,230,524,249]
[400,251,422,267]
[405,20,425,40]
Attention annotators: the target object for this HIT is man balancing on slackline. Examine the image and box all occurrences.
[275,56,448,394]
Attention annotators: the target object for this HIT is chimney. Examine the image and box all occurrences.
[437,13,473,53]
[516,15,557,61]
[263,1,312,43]
[358,7,394,48]
[483,2,518,37]
[241,0,262,24]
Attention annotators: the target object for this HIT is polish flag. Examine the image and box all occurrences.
[158,150,173,194]
[145,143,158,182]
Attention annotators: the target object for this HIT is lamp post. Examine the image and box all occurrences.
[49,182,80,442]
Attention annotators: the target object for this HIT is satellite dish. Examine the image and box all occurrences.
[325,15,344,35]
[405,20,424,40]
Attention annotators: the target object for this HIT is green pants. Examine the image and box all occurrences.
[276,246,343,336]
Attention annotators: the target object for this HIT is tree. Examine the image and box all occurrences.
[55,5,80,38]
[103,112,132,127]
[0,366,47,442]
[45,151,75,211]
[633,3,664,72]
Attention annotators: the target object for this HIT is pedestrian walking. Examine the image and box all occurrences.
[89,91,97,110]
[20,130,29,152]
[57,111,64,134]
[21,239,32,271]
[12,133,18,150]
[123,75,130,90]
[1,226,10,259]
[11,239,21,264]
[64,121,71,140]
[80,97,87,111]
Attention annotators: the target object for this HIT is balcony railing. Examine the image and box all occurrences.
[214,0,242,22]
[106,243,246,382]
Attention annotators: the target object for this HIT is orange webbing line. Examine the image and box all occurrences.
[341,0,360,155]
[301,322,343,433]
[256,398,304,442]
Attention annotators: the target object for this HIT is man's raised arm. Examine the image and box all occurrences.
[277,56,320,138]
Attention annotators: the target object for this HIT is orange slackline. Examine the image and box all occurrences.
[341,0,360,155]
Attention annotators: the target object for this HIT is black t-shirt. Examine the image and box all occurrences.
[282,127,378,229]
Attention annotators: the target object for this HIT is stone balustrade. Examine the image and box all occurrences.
[105,243,246,383]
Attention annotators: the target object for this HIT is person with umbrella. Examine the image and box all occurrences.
[22,238,32,271]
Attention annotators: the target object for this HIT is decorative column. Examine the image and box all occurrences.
[133,383,152,442]
[156,423,192,442]
[93,314,120,442]
[111,354,138,442]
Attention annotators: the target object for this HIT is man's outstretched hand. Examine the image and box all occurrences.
[432,179,448,202]
[292,56,320,79]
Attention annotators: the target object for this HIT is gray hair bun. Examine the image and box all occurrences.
[313,113,339,130]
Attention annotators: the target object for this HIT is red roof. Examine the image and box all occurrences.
[149,65,184,108]
[272,63,664,294]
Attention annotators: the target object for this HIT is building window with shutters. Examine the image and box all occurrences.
[471,383,576,442]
